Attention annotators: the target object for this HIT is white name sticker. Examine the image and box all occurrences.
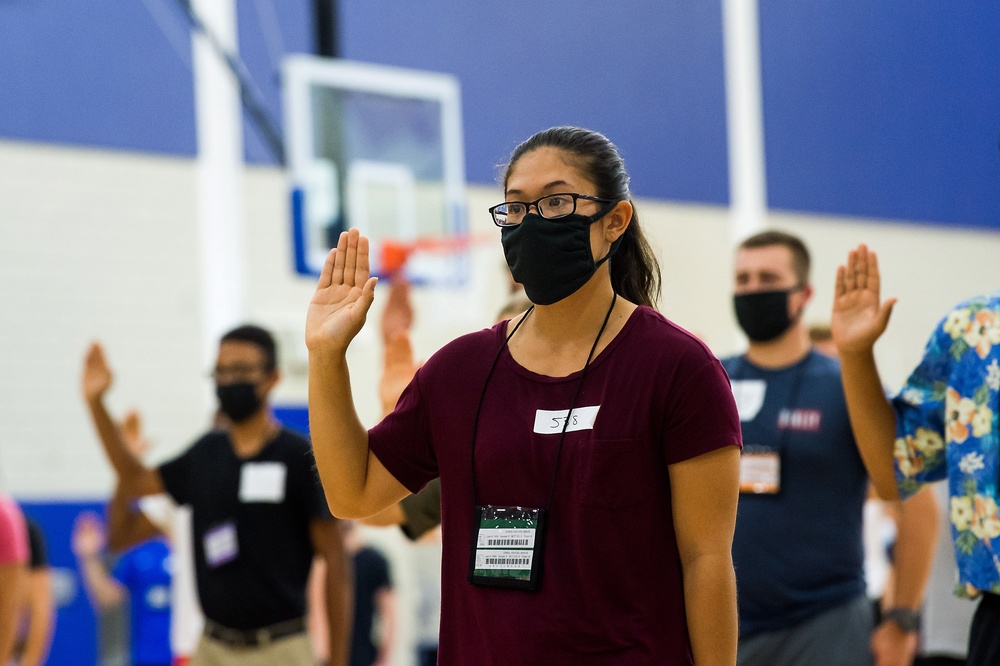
[730,380,767,422]
[238,462,287,504]
[533,406,600,435]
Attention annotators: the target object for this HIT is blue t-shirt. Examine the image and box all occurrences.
[724,351,868,637]
[113,538,172,666]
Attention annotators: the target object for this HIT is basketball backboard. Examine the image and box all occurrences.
[283,55,468,285]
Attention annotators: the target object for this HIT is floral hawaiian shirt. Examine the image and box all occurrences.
[892,291,1000,597]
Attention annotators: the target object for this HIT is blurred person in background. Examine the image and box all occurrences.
[72,507,172,666]
[831,245,998,664]
[307,126,742,664]
[10,517,55,666]
[342,521,395,666]
[0,494,29,664]
[81,325,351,666]
[98,408,204,666]
[726,230,937,666]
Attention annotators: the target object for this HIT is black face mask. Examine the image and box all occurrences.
[215,382,263,423]
[501,209,621,306]
[733,289,802,343]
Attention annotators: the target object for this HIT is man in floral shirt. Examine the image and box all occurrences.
[833,243,1000,664]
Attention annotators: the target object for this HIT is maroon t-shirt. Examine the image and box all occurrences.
[369,306,741,665]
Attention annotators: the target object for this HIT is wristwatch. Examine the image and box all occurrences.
[883,608,922,633]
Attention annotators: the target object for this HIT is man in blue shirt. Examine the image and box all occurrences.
[833,243,1000,664]
[728,230,938,666]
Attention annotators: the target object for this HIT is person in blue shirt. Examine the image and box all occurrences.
[73,499,172,666]
[833,244,1000,664]
[729,230,938,666]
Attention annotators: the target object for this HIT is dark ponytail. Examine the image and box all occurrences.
[502,126,661,308]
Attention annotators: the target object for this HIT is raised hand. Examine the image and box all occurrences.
[380,277,414,345]
[119,409,149,458]
[831,244,897,354]
[306,229,379,355]
[379,331,420,417]
[82,342,113,403]
[71,512,107,558]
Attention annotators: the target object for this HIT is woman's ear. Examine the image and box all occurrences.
[603,200,633,242]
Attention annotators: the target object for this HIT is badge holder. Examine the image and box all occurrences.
[468,505,547,590]
[739,445,781,495]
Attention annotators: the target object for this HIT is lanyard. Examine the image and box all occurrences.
[470,293,618,509]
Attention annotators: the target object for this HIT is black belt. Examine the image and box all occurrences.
[980,591,1000,607]
[203,617,306,648]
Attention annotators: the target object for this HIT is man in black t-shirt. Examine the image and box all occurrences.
[82,325,351,666]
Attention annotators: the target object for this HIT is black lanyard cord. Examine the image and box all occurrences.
[470,293,618,509]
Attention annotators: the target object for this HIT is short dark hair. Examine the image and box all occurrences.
[739,230,811,286]
[220,324,277,372]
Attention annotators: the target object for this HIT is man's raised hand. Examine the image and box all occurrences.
[82,342,113,403]
[306,228,379,355]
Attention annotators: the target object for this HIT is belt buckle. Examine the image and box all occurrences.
[230,629,250,649]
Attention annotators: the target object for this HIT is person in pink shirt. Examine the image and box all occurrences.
[0,493,29,664]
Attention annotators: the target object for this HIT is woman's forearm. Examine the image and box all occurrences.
[308,350,375,517]
[684,552,738,665]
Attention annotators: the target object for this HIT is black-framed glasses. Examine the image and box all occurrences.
[489,192,617,227]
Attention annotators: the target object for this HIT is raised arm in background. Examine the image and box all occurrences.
[831,245,900,500]
[71,512,125,610]
[81,344,164,498]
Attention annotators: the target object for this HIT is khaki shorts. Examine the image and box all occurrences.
[191,632,314,666]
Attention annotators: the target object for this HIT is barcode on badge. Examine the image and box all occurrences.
[475,549,534,570]
[476,527,535,549]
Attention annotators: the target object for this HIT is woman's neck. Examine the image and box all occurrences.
[507,272,635,377]
[525,271,618,345]
[228,410,280,459]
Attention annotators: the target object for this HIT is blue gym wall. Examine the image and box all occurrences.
[2,1,995,224]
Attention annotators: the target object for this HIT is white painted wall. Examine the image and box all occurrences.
[3,138,999,497]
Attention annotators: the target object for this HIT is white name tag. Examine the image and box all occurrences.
[731,380,767,422]
[533,406,601,435]
[238,462,287,503]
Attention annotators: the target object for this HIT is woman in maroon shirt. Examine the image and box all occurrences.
[306,126,741,665]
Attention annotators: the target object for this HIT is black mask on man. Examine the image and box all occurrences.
[733,289,802,343]
[501,210,621,306]
[216,382,262,423]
